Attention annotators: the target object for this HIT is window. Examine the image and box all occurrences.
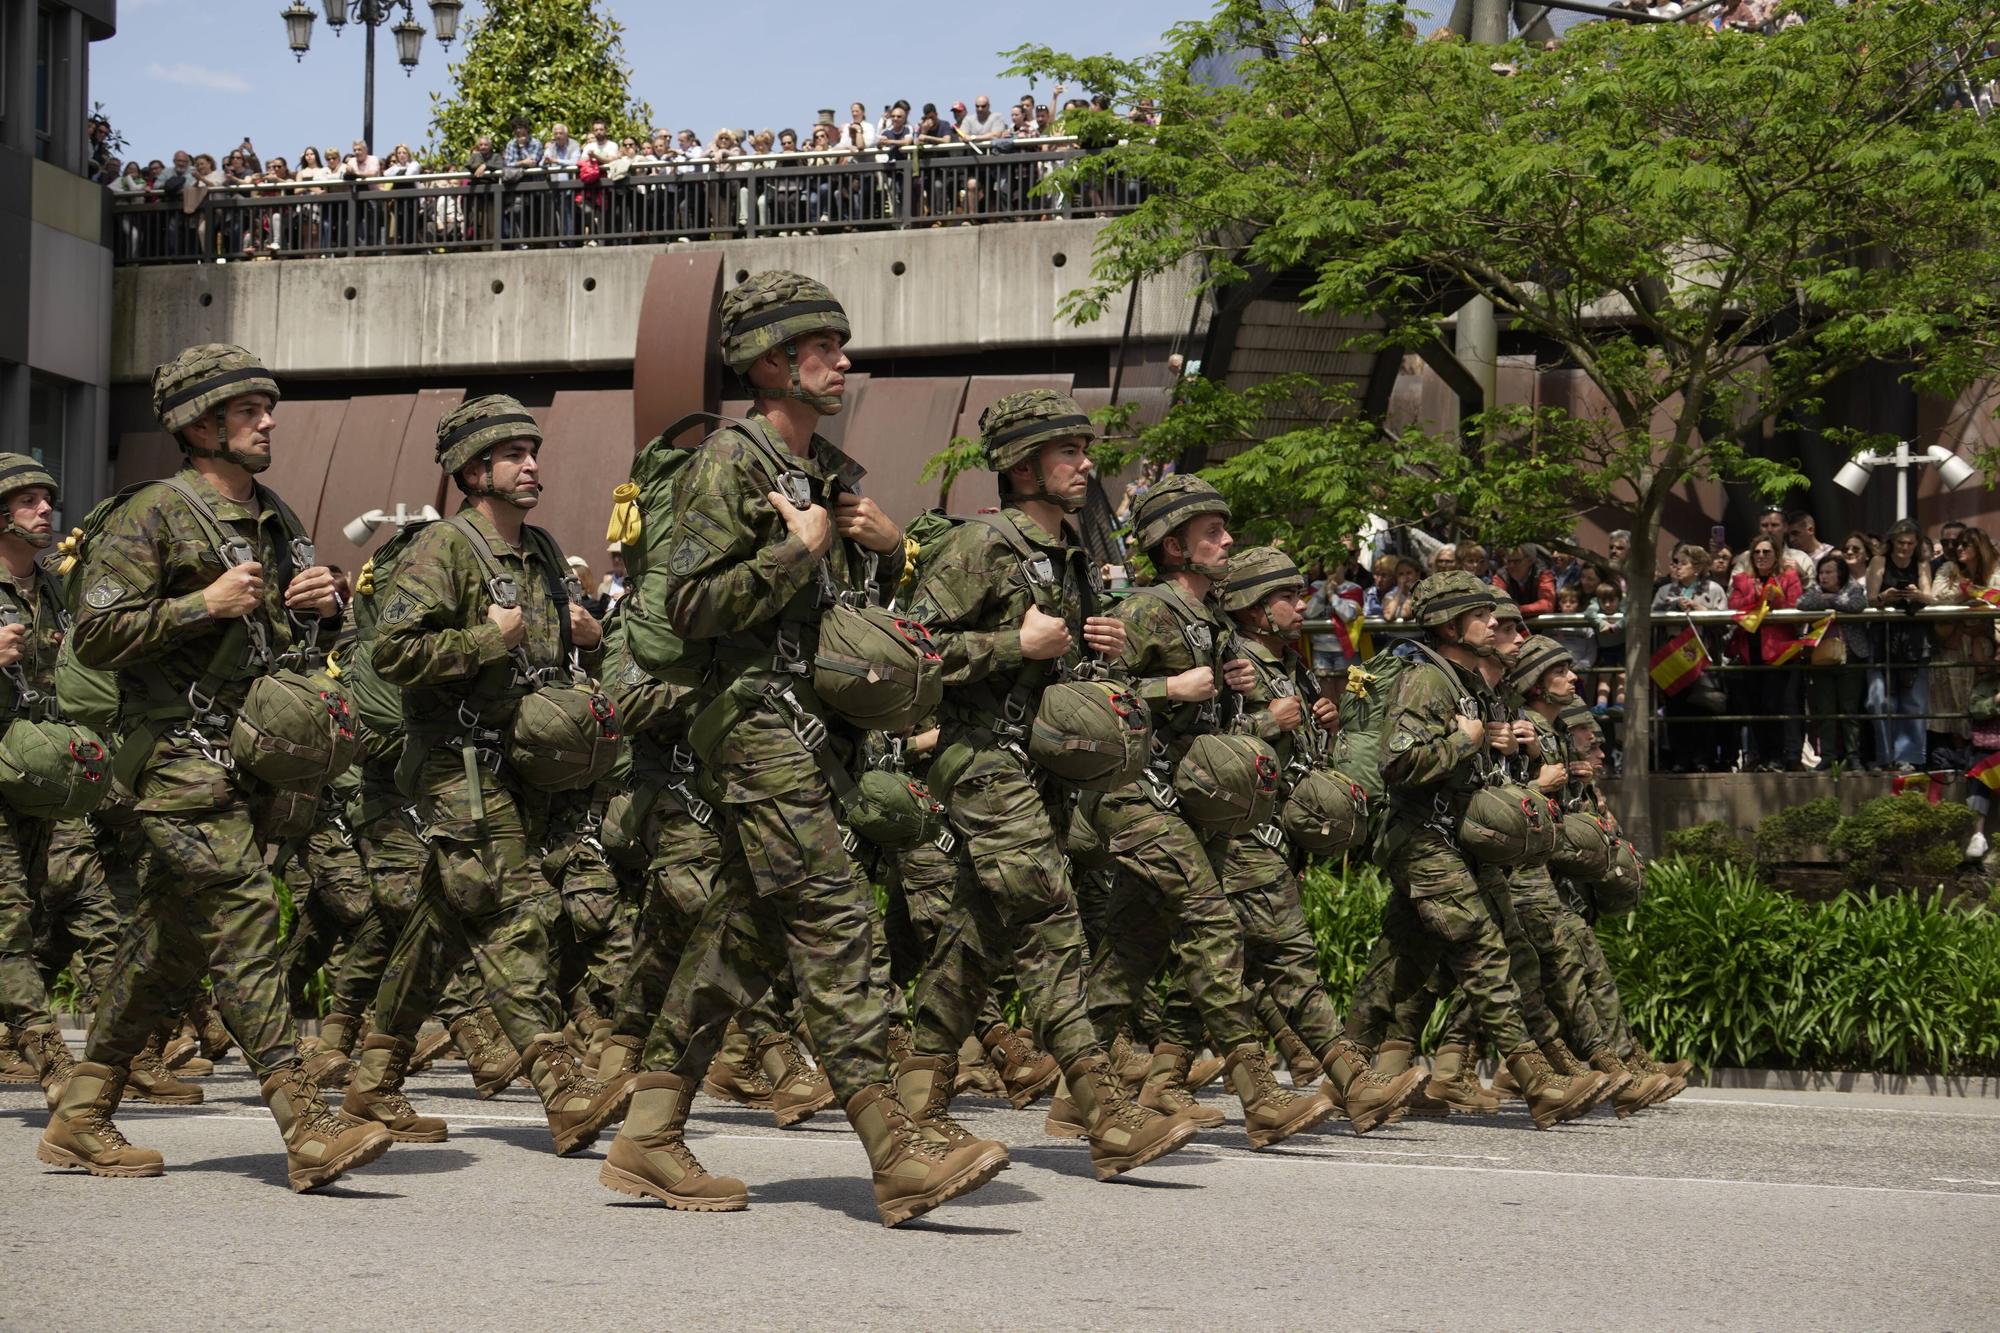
[28,374,68,527]
[35,7,54,163]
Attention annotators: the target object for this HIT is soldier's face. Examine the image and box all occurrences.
[790,334,850,409]
[485,440,542,507]
[1492,618,1523,660]
[1455,608,1496,650]
[1176,514,1232,571]
[1262,586,1305,634]
[192,394,275,469]
[1034,438,1093,506]
[5,487,53,541]
[1540,662,1577,699]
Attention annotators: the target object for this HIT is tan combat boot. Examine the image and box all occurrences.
[1630,1047,1689,1103]
[1137,1042,1225,1129]
[465,1009,524,1099]
[301,1011,361,1089]
[191,995,233,1060]
[37,1062,164,1178]
[1374,1039,1451,1117]
[0,1023,38,1083]
[343,1035,449,1142]
[1425,1042,1500,1114]
[1228,1042,1335,1148]
[405,1025,454,1075]
[846,1083,1007,1228]
[1109,1032,1153,1088]
[597,1033,644,1083]
[755,1033,835,1128]
[1064,1052,1201,1181]
[261,1063,392,1192]
[980,1023,1061,1109]
[954,1032,1010,1098]
[160,1031,214,1077]
[599,1072,749,1212]
[1043,1073,1091,1138]
[1544,1039,1613,1112]
[1320,1037,1419,1134]
[1273,1026,1325,1087]
[1505,1046,1598,1130]
[523,1032,636,1156]
[701,1020,776,1109]
[21,1023,76,1109]
[127,1031,204,1105]
[1594,1050,1665,1118]
[893,1053,1012,1167]
[1186,1050,1227,1092]
[888,1023,914,1068]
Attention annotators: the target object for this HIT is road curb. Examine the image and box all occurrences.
[1691,1067,2000,1099]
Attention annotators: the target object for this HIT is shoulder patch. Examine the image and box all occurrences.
[667,537,708,577]
[380,594,415,625]
[84,577,126,609]
[1389,731,1416,753]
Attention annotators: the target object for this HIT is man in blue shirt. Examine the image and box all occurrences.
[500,118,542,244]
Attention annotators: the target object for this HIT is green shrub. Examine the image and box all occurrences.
[1829,794,1976,881]
[1753,796,1841,864]
[1299,859,1392,1014]
[1662,820,1750,867]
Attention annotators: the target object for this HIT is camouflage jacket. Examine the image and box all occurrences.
[1239,635,1329,774]
[1380,649,1492,802]
[71,466,321,718]
[1114,578,1242,759]
[0,559,67,713]
[903,506,1097,735]
[371,508,597,730]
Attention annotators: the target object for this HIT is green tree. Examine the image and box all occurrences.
[1011,1,2000,843]
[422,0,652,168]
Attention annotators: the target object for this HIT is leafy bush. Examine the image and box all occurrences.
[1662,820,1751,867]
[1299,859,1392,1015]
[1829,794,1977,881]
[1753,796,1841,864]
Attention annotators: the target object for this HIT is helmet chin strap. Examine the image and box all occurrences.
[782,343,844,416]
[1,523,51,549]
[471,460,537,509]
[1012,459,1083,514]
[188,407,272,473]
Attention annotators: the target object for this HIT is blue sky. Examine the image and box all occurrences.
[90,2,1553,166]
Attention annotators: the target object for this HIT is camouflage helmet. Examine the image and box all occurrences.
[1559,698,1603,741]
[436,394,543,475]
[1132,474,1231,553]
[1220,546,1304,614]
[1493,596,1523,626]
[0,454,58,506]
[979,390,1097,472]
[1506,634,1576,699]
[718,270,850,372]
[152,343,280,436]
[1410,570,1499,629]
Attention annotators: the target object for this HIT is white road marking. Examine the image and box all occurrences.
[1676,1093,2000,1118]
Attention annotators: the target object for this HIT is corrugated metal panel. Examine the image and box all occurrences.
[259,400,349,547]
[840,377,970,524]
[632,251,725,448]
[532,388,636,574]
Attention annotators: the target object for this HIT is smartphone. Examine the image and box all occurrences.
[1709,524,1726,551]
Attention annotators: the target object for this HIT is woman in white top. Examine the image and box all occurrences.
[382,143,423,246]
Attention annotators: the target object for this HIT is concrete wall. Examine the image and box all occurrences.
[111,219,1197,383]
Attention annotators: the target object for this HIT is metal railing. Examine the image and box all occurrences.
[107,141,1142,264]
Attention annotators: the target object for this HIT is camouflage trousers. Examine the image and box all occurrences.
[1343,828,1532,1057]
[1567,906,1639,1056]
[282,815,383,1022]
[1212,835,1344,1054]
[1386,864,1557,1051]
[0,806,54,1029]
[1441,868,1611,1056]
[613,798,791,1053]
[1081,788,1260,1054]
[542,824,638,1030]
[884,833,1008,1036]
[84,746,301,1076]
[367,753,566,1054]
[911,749,1099,1067]
[639,778,891,1102]
[36,816,132,1017]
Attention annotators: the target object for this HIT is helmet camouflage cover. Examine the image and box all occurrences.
[436,394,543,475]
[1506,634,1576,697]
[1131,474,1230,553]
[1411,570,1499,629]
[718,270,850,372]
[151,343,280,436]
[0,453,58,506]
[980,390,1097,471]
[1220,546,1303,613]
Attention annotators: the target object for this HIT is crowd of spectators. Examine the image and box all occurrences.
[98,90,1156,259]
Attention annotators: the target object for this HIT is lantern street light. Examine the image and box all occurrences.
[281,1,467,150]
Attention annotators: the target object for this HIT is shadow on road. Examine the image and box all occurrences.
[175,1150,421,1197]
[747,1169,1036,1227]
[1002,1142,1218,1184]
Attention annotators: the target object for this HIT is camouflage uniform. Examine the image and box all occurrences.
[36,815,133,1017]
[0,555,67,1031]
[364,504,588,1052]
[1083,575,1261,1054]
[901,500,1103,1068]
[71,465,329,1075]
[541,784,637,1030]
[636,411,900,1100]
[281,767,384,1022]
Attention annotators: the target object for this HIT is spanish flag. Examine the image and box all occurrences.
[1735,584,1775,634]
[1769,614,1835,667]
[1649,627,1708,697]
[1974,586,2000,609]
[1970,753,2000,790]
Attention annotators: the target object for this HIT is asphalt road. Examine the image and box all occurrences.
[3,1051,1997,1333]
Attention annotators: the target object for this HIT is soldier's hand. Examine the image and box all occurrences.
[568,603,602,649]
[833,493,902,553]
[1455,714,1485,746]
[488,603,526,649]
[1020,604,1073,660]
[1268,694,1305,730]
[1535,761,1566,793]
[1222,658,1258,694]
[0,622,25,668]
[1310,696,1340,732]
[1488,723,1519,756]
[202,562,265,620]
[908,726,940,755]
[1513,720,1542,755]
[768,490,834,558]
[1166,666,1216,703]
[1568,759,1597,782]
[284,565,340,618]
[1080,615,1126,656]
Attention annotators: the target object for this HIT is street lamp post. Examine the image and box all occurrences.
[281,0,465,152]
[1834,440,1979,522]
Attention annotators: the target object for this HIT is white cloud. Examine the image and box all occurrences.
[145,61,252,94]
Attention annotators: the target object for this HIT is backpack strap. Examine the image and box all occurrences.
[441,512,578,669]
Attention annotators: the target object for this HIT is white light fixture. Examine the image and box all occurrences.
[343,502,441,546]
[1833,459,1874,496]
[1831,441,1979,519]
[1929,444,1977,491]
